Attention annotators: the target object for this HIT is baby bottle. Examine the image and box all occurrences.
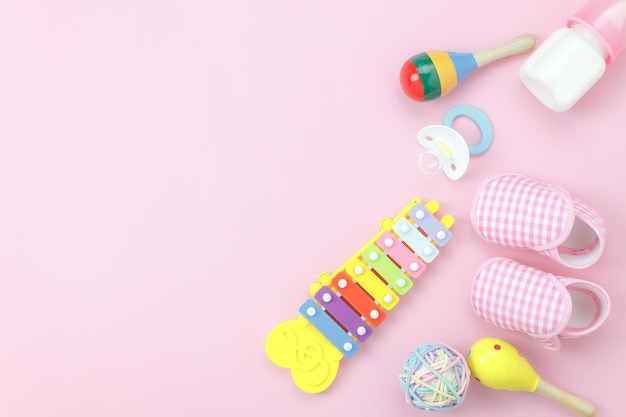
[519,0,626,111]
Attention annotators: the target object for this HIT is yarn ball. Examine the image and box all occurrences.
[399,343,470,411]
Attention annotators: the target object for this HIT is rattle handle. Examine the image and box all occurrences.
[535,379,596,417]
[473,34,536,68]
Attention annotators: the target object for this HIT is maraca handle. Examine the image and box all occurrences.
[535,379,596,417]
[473,34,536,68]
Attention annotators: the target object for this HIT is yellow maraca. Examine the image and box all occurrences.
[467,338,596,417]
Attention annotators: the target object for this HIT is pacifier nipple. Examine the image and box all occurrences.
[419,142,452,174]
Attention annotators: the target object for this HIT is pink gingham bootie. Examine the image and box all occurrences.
[471,257,610,350]
[471,173,606,269]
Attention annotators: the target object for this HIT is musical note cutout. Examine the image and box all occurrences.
[265,316,343,393]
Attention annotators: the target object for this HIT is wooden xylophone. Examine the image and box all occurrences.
[264,198,454,393]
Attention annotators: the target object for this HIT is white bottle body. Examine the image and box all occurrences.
[519,25,607,111]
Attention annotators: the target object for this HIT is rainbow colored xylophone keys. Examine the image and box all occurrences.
[265,198,454,393]
[400,34,536,102]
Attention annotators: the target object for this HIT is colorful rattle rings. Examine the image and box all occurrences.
[401,34,536,101]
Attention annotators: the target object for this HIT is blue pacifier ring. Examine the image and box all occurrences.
[443,105,493,155]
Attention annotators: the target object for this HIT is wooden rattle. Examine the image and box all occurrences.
[467,338,596,417]
[400,34,536,101]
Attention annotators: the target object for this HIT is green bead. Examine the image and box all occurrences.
[410,53,442,101]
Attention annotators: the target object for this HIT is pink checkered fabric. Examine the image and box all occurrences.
[471,258,570,350]
[471,173,606,269]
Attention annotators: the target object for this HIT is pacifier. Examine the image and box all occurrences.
[417,105,493,180]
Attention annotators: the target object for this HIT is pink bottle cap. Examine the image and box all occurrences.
[568,0,626,63]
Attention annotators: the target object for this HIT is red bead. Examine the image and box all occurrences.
[400,59,425,101]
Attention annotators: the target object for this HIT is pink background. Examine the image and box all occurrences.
[1,0,624,416]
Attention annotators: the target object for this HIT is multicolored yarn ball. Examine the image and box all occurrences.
[399,343,470,411]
